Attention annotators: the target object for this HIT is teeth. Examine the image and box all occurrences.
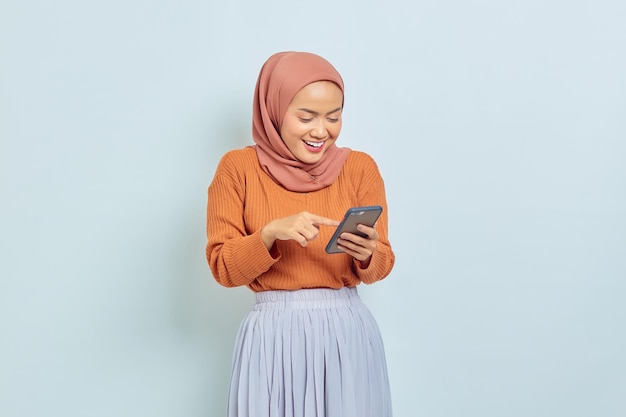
[305,141,323,148]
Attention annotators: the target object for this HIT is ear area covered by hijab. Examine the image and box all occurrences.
[252,51,351,192]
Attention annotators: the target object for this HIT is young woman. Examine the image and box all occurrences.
[206,51,395,417]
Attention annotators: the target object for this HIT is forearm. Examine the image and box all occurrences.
[206,169,280,287]
[355,242,395,284]
[207,231,280,287]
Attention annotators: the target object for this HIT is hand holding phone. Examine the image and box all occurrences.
[325,206,382,254]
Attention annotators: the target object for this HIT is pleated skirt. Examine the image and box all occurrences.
[227,286,392,417]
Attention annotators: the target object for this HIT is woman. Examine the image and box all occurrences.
[206,51,395,417]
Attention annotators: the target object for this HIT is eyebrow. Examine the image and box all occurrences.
[296,107,342,116]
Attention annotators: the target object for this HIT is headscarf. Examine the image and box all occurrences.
[252,51,351,192]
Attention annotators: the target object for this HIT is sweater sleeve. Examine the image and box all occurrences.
[351,153,395,284]
[205,153,280,288]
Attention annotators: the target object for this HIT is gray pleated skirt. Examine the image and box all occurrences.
[227,286,392,417]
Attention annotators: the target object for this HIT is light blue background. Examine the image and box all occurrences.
[1,0,625,416]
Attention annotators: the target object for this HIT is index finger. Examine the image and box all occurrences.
[308,214,340,227]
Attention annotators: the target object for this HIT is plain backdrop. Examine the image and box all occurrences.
[1,1,625,416]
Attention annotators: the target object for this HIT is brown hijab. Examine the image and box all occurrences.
[252,52,351,192]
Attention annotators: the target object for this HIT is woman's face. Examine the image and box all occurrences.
[280,81,343,164]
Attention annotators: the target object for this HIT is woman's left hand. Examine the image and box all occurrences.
[336,224,378,268]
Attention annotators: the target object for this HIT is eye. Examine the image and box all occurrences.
[327,118,339,123]
[298,118,313,123]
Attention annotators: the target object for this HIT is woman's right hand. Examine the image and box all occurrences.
[260,212,340,250]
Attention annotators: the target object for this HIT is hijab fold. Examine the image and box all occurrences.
[252,52,351,192]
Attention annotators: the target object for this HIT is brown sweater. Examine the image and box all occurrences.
[206,147,395,292]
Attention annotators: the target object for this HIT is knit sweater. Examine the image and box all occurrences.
[206,147,395,292]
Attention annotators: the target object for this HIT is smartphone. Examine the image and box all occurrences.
[325,206,383,254]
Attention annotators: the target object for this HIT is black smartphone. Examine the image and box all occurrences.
[325,206,383,254]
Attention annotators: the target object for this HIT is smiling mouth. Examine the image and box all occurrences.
[304,140,324,148]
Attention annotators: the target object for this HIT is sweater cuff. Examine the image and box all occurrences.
[355,246,394,284]
[233,231,281,280]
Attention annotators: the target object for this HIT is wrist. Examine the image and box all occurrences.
[355,254,372,269]
[260,225,275,251]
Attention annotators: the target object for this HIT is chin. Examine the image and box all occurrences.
[302,143,335,162]
[300,150,327,164]
[299,155,323,165]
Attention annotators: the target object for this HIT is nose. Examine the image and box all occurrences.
[310,120,328,139]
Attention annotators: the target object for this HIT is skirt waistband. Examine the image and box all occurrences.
[253,286,361,310]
